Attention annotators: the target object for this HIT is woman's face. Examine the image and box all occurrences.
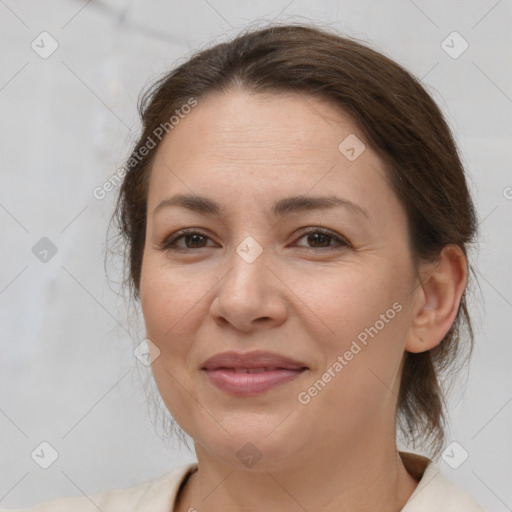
[139,90,423,469]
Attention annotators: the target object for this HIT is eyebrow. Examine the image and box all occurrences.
[153,193,370,218]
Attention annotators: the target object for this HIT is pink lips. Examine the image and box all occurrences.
[201,350,308,396]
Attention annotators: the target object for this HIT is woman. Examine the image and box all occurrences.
[9,23,485,511]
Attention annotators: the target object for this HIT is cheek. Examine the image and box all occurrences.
[290,260,405,345]
[139,257,203,432]
[139,253,206,343]
[293,261,410,415]
[327,262,409,370]
[139,263,195,405]
[139,253,217,400]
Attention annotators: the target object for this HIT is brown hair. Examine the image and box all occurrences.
[110,23,478,458]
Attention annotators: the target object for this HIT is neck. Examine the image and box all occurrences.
[175,429,419,512]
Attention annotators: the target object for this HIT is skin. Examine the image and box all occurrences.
[139,89,468,512]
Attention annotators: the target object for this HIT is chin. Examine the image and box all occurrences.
[193,419,309,472]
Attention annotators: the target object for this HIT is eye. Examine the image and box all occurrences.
[160,229,216,251]
[293,228,349,250]
[159,227,349,253]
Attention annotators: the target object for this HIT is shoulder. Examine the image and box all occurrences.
[1,463,197,512]
[400,452,486,512]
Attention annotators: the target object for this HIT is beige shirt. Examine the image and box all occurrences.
[3,451,486,511]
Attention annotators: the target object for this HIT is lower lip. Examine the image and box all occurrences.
[203,368,306,396]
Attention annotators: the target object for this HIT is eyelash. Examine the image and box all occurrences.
[159,227,350,253]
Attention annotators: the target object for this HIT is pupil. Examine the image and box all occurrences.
[187,234,205,248]
[308,233,329,247]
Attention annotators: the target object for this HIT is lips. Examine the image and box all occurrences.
[201,350,308,371]
[201,350,308,396]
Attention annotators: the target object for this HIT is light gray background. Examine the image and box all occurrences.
[1,0,511,510]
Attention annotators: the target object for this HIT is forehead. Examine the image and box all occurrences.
[159,90,360,162]
[146,90,399,220]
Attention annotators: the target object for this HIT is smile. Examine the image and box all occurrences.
[202,367,307,396]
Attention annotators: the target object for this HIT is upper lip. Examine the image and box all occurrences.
[201,350,308,371]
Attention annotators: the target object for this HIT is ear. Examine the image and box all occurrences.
[405,244,468,354]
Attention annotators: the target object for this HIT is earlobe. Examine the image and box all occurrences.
[405,245,468,354]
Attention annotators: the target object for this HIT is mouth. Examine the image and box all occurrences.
[202,367,307,396]
[201,351,308,396]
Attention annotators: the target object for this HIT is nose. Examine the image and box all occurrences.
[209,244,288,333]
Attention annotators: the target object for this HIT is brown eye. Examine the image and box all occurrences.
[161,230,216,251]
[180,233,208,249]
[295,229,349,250]
[306,232,331,247]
